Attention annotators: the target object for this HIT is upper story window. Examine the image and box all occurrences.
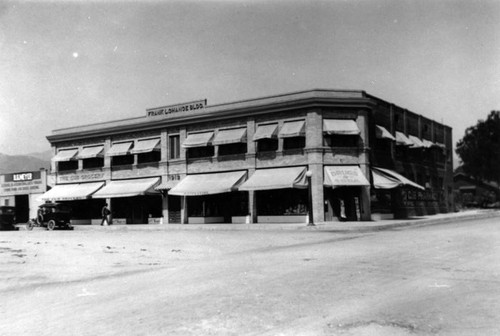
[323,119,360,148]
[53,148,79,172]
[183,131,214,159]
[109,142,134,167]
[213,128,247,156]
[279,120,306,151]
[77,145,104,170]
[169,135,180,159]
[131,138,161,164]
[254,123,278,153]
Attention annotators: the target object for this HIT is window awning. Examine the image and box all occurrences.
[239,166,307,191]
[52,149,78,162]
[408,135,425,148]
[324,166,370,188]
[372,169,402,189]
[108,142,133,156]
[422,139,435,148]
[182,131,214,148]
[395,132,413,146]
[40,182,104,201]
[376,125,396,141]
[155,179,180,191]
[168,171,247,196]
[212,128,247,145]
[323,119,360,135]
[253,123,278,141]
[77,146,104,159]
[92,177,161,198]
[372,167,425,190]
[130,138,161,154]
[278,120,305,138]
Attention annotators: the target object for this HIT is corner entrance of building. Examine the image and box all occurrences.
[14,195,29,223]
[324,187,361,222]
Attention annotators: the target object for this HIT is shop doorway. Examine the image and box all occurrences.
[324,187,361,221]
[14,195,29,223]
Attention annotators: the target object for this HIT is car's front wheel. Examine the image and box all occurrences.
[47,220,56,231]
[26,220,35,231]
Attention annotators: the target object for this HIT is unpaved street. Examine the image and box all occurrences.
[1,218,500,335]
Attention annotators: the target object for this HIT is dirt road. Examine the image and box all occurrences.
[1,218,499,335]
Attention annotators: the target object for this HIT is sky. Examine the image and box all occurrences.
[1,0,499,160]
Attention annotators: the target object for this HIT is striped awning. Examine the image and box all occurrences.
[108,142,133,156]
[169,171,247,196]
[376,125,396,141]
[408,135,425,148]
[130,138,161,154]
[52,149,78,162]
[40,182,104,201]
[372,167,425,190]
[92,178,161,198]
[395,132,413,146]
[77,146,104,159]
[183,131,214,148]
[323,119,360,135]
[239,167,307,191]
[253,123,279,141]
[212,128,247,145]
[278,120,305,138]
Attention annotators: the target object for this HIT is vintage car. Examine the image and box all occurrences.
[0,206,18,231]
[26,203,73,231]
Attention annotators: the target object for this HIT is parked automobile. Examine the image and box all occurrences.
[0,206,18,231]
[26,203,73,231]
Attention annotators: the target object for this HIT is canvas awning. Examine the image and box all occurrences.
[130,138,161,154]
[77,145,104,159]
[52,149,78,162]
[323,119,360,135]
[253,123,278,141]
[212,128,247,145]
[324,166,370,188]
[278,120,305,138]
[239,166,307,191]
[371,169,402,189]
[155,179,180,191]
[108,142,133,156]
[92,177,161,198]
[372,167,425,190]
[395,132,413,146]
[376,125,396,141]
[182,131,214,148]
[168,171,247,196]
[422,139,435,148]
[408,135,425,148]
[40,182,104,201]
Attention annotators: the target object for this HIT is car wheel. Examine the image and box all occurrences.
[26,220,34,231]
[47,220,56,231]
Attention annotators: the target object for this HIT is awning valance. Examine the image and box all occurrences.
[324,166,370,188]
[376,125,396,141]
[239,166,307,191]
[408,135,425,148]
[40,182,104,201]
[372,169,402,189]
[52,149,79,162]
[372,167,425,190]
[212,128,247,145]
[183,132,214,148]
[77,146,104,159]
[278,120,305,138]
[92,178,160,198]
[323,119,360,135]
[169,171,247,196]
[108,142,133,156]
[395,132,413,146]
[253,123,278,141]
[130,138,161,154]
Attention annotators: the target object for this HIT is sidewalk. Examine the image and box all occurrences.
[71,209,500,233]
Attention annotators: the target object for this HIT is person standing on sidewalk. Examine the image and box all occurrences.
[100,203,111,226]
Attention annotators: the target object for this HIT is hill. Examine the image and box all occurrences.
[0,152,51,175]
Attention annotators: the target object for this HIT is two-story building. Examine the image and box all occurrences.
[43,89,454,225]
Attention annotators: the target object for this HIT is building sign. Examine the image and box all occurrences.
[146,99,207,118]
[1,171,45,195]
[58,172,105,183]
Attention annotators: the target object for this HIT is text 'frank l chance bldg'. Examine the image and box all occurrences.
[44,89,454,225]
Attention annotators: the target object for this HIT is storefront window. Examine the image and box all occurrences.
[257,189,308,216]
[324,135,358,147]
[58,161,78,172]
[82,157,104,170]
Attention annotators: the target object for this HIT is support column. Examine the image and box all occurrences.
[107,197,113,224]
[306,108,325,224]
[162,193,169,224]
[180,196,188,224]
[357,110,372,221]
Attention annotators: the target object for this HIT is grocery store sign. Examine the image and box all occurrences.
[58,172,105,183]
[146,99,207,118]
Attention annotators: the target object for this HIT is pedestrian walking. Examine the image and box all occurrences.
[100,203,111,226]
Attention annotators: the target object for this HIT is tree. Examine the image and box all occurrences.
[456,111,500,185]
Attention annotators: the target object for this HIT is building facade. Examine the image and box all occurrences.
[44,90,454,225]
